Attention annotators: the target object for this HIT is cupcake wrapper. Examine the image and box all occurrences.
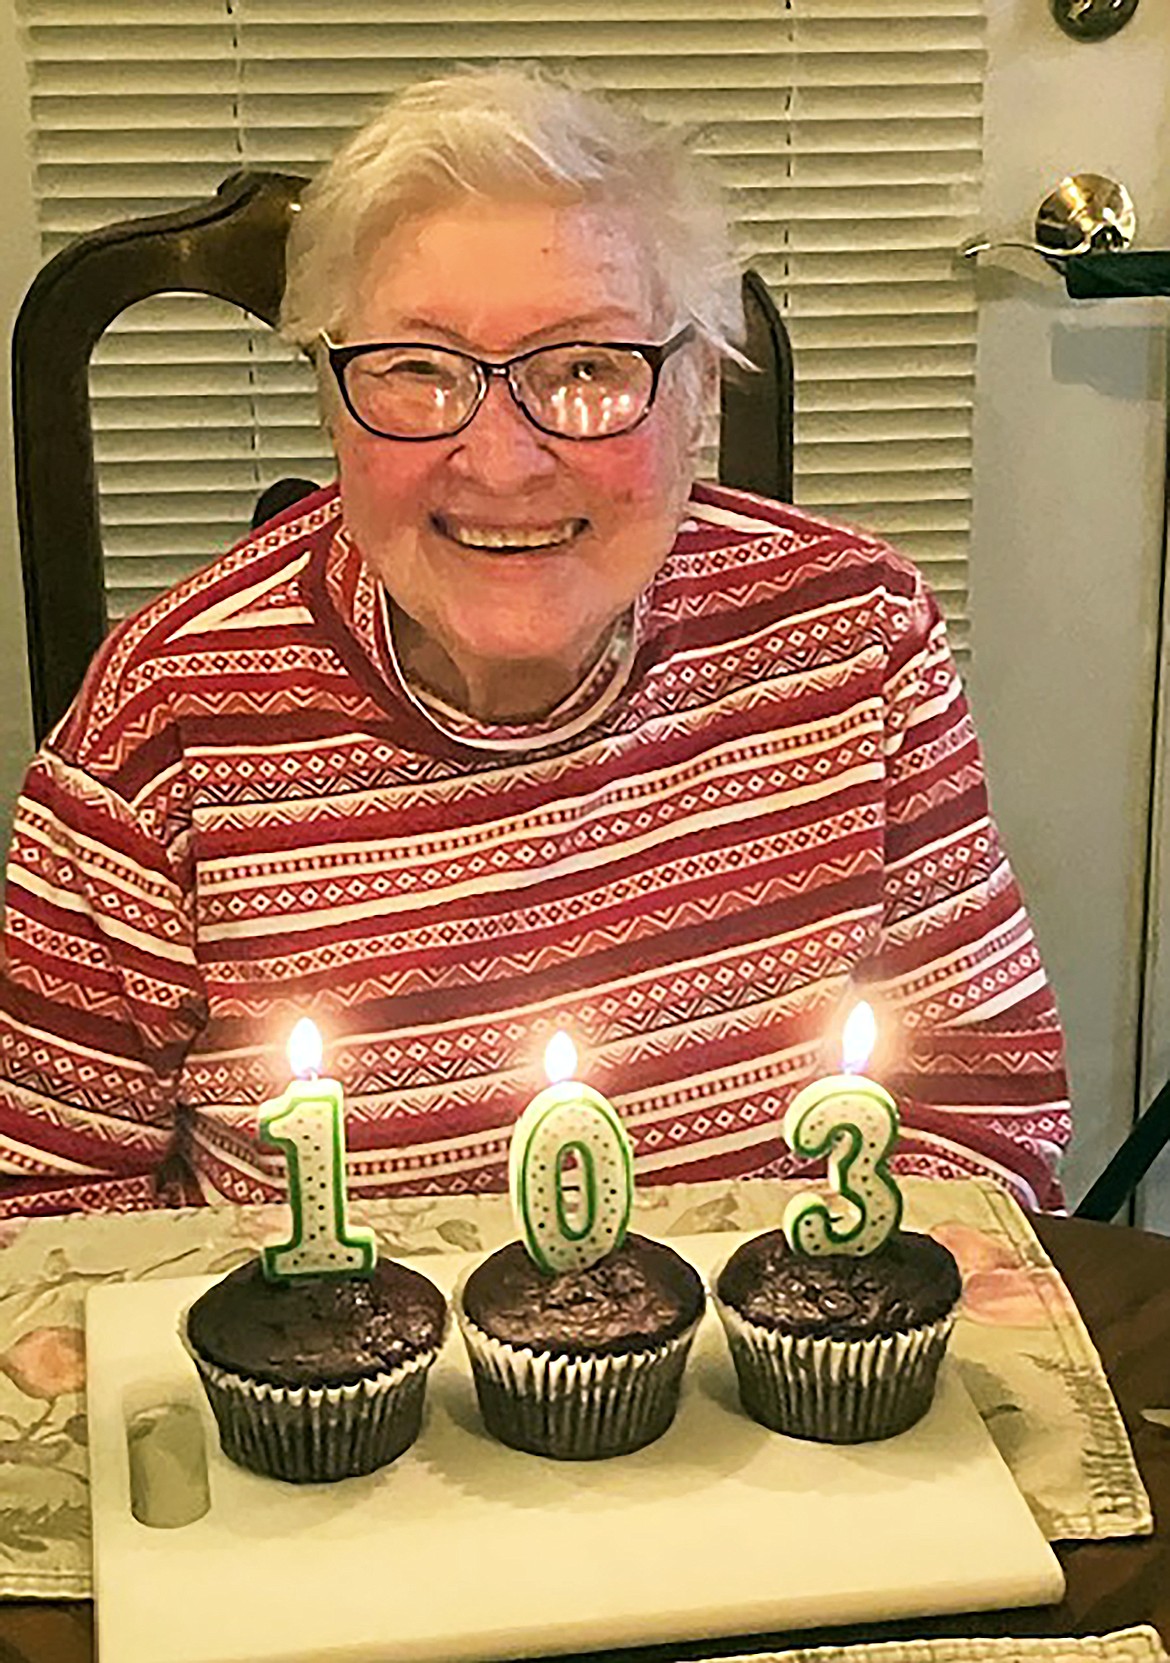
[181,1314,442,1484]
[711,1269,956,1444]
[455,1272,701,1460]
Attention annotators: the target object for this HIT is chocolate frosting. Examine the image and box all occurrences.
[717,1229,960,1340]
[185,1257,447,1387]
[461,1233,704,1357]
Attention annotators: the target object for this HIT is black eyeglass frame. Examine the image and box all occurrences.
[320,325,696,442]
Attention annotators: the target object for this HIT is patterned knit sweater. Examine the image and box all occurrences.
[0,481,1071,1218]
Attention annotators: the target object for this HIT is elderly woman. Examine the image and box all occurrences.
[0,67,1070,1220]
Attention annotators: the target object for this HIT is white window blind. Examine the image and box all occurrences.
[20,0,984,649]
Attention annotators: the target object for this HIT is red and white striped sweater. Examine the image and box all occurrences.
[0,482,1071,1219]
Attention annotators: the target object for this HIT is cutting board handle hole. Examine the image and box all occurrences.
[125,1398,211,1529]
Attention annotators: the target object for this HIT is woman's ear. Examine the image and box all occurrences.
[701,343,720,408]
[314,362,344,456]
[704,354,721,446]
[686,340,722,462]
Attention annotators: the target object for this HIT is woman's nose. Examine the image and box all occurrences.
[447,374,558,488]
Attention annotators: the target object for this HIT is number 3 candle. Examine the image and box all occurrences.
[510,1030,634,1274]
[782,1001,903,1257]
[259,1018,377,1281]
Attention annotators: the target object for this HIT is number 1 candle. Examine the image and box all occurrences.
[259,1018,377,1281]
[510,1031,634,1274]
[782,1001,903,1257]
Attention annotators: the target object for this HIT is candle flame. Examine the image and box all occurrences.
[287,1017,323,1080]
[543,1029,578,1085]
[841,1002,877,1075]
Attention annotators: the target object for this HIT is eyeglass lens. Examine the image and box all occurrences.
[343,344,655,439]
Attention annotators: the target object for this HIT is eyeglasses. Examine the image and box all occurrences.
[320,326,695,442]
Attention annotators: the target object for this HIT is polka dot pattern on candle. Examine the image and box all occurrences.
[259,1023,377,1281]
[782,1077,903,1257]
[510,1083,634,1275]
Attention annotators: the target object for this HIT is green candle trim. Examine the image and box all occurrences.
[782,1076,903,1257]
[554,1140,599,1242]
[260,1085,377,1281]
[511,1083,633,1275]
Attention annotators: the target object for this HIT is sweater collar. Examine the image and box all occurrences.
[314,505,654,755]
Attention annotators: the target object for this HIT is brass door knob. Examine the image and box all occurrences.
[961,173,1136,269]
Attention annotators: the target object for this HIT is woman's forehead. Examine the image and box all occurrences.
[348,197,663,350]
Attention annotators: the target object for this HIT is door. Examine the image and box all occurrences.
[966,0,1170,1222]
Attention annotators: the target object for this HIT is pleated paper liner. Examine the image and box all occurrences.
[180,1311,444,1484]
[711,1253,957,1443]
[454,1266,702,1459]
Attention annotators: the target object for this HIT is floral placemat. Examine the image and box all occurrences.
[718,1626,1168,1663]
[0,1178,1153,1598]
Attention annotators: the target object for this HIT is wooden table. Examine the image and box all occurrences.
[0,1212,1166,1663]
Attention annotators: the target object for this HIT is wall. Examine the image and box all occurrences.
[0,0,37,824]
[967,0,1170,1217]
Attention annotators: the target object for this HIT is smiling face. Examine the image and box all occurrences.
[330,197,702,721]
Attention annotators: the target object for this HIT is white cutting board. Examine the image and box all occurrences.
[86,1233,1064,1663]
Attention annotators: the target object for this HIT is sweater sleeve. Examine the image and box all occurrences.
[865,572,1072,1211]
[0,742,207,1218]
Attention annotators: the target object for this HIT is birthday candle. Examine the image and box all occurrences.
[509,1031,634,1275]
[259,1018,377,1281]
[782,1002,903,1257]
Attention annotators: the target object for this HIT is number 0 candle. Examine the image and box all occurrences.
[782,1001,903,1258]
[510,1031,634,1275]
[259,1018,377,1281]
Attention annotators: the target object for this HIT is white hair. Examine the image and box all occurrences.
[280,63,747,372]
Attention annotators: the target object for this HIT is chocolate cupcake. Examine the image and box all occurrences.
[456,1232,704,1459]
[183,1257,447,1483]
[713,1228,960,1443]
